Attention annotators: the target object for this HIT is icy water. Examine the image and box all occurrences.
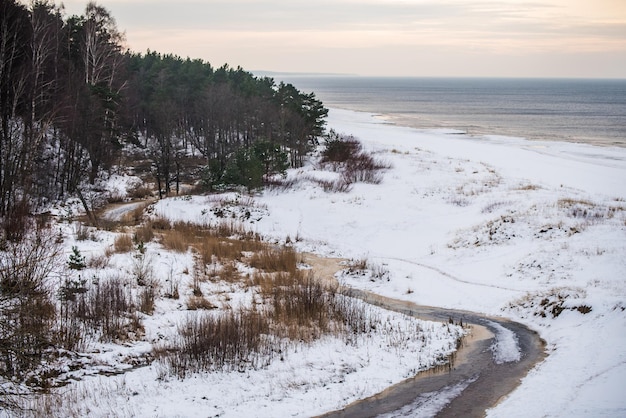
[317,290,546,418]
[276,76,626,147]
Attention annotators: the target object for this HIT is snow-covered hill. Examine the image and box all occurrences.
[15,108,625,417]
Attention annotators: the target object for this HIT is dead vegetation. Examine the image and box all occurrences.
[506,287,592,319]
[113,234,133,253]
[557,198,625,221]
[0,194,462,406]
[135,217,386,378]
[155,269,378,377]
[340,258,390,282]
[318,131,391,192]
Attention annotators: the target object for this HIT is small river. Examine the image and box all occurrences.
[317,289,546,418]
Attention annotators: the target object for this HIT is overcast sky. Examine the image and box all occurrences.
[60,0,626,78]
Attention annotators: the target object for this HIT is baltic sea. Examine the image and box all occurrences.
[276,76,626,147]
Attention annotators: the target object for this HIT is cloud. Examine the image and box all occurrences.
[59,0,626,77]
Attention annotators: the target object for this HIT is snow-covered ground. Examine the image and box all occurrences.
[149,108,626,417]
[147,109,626,417]
[18,108,626,417]
[249,108,626,418]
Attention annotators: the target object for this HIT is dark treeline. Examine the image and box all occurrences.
[0,0,327,236]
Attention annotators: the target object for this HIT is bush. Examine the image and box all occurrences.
[0,226,60,387]
[150,216,171,230]
[73,276,142,342]
[186,295,216,311]
[320,131,389,187]
[321,131,362,164]
[139,283,158,315]
[343,153,389,184]
[157,309,274,377]
[134,223,154,244]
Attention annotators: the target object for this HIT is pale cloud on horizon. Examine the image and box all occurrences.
[57,0,626,77]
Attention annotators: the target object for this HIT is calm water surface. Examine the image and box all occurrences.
[278,76,626,147]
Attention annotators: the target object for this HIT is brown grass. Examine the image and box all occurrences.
[557,198,623,220]
[516,183,541,191]
[134,223,154,244]
[128,185,153,200]
[113,234,133,253]
[120,204,147,225]
[252,271,304,296]
[187,295,217,311]
[87,253,110,269]
[150,219,380,378]
[115,215,378,376]
[558,198,595,208]
[197,237,244,263]
[160,229,189,253]
[218,262,241,283]
[248,247,299,274]
[161,221,264,262]
[150,216,172,230]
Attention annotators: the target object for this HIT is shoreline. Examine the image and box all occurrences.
[328,105,626,149]
[377,113,626,148]
[276,75,626,149]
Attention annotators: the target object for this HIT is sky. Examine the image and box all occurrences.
[58,0,626,78]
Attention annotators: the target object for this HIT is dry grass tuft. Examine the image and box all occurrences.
[150,216,171,230]
[253,271,305,297]
[113,233,133,253]
[198,236,254,263]
[248,247,299,274]
[516,183,541,191]
[128,185,153,199]
[88,253,110,269]
[219,262,241,283]
[134,223,154,244]
[161,229,189,253]
[557,198,623,220]
[187,295,217,311]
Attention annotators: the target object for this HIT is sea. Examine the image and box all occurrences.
[275,76,626,147]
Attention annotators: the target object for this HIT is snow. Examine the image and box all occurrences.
[16,108,626,417]
[486,320,521,364]
[379,375,479,418]
[249,108,625,417]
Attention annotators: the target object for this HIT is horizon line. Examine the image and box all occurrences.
[253,71,626,81]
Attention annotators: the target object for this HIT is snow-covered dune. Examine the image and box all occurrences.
[249,108,626,417]
[32,108,624,417]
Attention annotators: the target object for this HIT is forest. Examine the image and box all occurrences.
[0,0,328,239]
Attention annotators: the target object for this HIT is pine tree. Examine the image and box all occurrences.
[68,246,86,270]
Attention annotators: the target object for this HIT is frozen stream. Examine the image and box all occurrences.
[318,289,546,418]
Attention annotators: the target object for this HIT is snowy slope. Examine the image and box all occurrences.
[18,108,625,418]
[246,109,626,417]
